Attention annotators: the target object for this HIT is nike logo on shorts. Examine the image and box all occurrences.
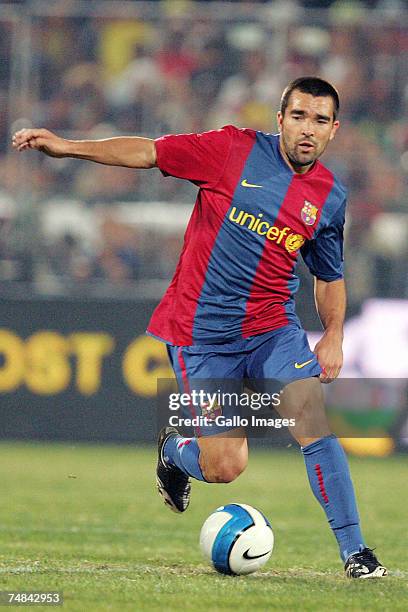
[294,359,314,369]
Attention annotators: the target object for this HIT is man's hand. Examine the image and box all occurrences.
[12,128,70,158]
[314,329,343,383]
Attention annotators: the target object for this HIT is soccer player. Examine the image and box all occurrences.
[13,77,387,578]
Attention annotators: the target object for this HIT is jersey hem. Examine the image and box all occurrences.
[146,330,174,345]
[146,319,300,348]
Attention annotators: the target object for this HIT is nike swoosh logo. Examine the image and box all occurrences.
[294,359,314,369]
[243,548,272,560]
[241,179,263,188]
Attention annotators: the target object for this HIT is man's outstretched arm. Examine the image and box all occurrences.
[313,277,346,383]
[12,128,157,169]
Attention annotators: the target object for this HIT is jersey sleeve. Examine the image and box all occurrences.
[301,199,346,281]
[154,125,235,188]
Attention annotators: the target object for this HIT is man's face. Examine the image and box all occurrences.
[277,90,339,173]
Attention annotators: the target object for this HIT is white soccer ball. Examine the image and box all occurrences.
[199,503,274,575]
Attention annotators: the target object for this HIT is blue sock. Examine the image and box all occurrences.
[301,434,366,562]
[163,435,206,481]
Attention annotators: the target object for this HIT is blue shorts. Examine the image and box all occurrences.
[166,324,322,437]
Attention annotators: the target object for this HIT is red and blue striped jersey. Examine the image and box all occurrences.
[147,125,346,346]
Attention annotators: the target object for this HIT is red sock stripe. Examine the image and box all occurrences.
[314,463,329,504]
[177,438,192,449]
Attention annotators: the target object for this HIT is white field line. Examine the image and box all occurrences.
[0,526,133,535]
[0,564,406,579]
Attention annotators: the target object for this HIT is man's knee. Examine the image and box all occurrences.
[279,378,330,442]
[197,427,248,483]
[200,455,247,483]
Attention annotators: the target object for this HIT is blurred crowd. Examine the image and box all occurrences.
[0,0,407,311]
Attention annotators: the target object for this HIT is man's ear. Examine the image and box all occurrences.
[329,120,340,141]
[277,111,283,132]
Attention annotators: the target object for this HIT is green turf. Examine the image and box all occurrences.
[0,442,406,611]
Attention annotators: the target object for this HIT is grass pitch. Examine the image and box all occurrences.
[0,442,406,611]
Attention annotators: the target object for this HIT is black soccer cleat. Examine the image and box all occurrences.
[156,426,191,513]
[345,547,388,578]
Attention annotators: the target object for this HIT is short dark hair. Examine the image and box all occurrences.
[280,77,340,120]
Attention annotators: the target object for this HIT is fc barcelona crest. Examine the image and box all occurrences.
[301,200,318,226]
[201,400,222,421]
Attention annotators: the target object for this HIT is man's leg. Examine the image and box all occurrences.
[158,344,247,511]
[277,378,366,562]
[157,425,247,513]
[198,427,248,482]
[248,326,386,576]
[163,426,248,483]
